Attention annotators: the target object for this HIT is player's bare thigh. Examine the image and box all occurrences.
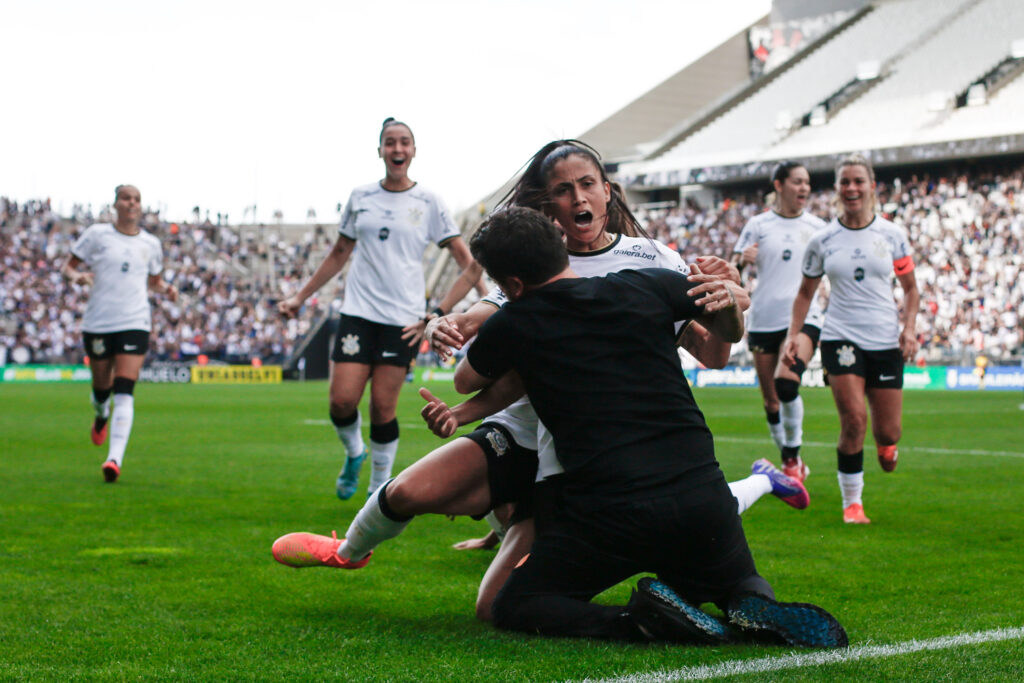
[775,332,815,382]
[753,351,779,408]
[367,364,407,423]
[475,518,535,622]
[328,361,372,415]
[829,373,868,452]
[386,437,491,517]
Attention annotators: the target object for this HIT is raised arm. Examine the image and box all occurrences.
[277,234,355,318]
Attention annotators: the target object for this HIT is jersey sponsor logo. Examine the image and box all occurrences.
[612,248,656,262]
[121,262,130,272]
[854,267,865,282]
[782,249,792,261]
[852,248,866,260]
[381,351,398,358]
[879,374,895,381]
[340,333,361,356]
[91,338,106,356]
[837,344,856,367]
[485,428,509,456]
[378,227,390,241]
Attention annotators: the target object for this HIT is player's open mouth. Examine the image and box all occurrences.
[391,157,406,166]
[574,211,593,226]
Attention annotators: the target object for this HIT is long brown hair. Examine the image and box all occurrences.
[498,140,648,238]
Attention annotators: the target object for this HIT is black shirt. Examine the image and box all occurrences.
[467,268,721,504]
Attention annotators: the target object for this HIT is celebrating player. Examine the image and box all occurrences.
[277,117,484,500]
[271,141,808,624]
[61,184,178,483]
[783,155,920,524]
[732,161,827,482]
[454,207,846,646]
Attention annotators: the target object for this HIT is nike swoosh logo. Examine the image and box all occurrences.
[879,374,895,381]
[381,351,398,358]
[124,345,138,351]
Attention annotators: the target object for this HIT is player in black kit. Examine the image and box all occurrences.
[454,207,847,647]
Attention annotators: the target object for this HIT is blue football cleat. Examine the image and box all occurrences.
[335,448,367,500]
[629,577,735,644]
[727,592,848,648]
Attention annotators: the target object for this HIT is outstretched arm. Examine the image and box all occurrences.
[277,234,355,318]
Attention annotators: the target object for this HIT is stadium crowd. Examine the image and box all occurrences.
[3,164,1022,367]
[638,167,1024,363]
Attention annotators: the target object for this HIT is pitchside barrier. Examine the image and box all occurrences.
[2,364,1022,390]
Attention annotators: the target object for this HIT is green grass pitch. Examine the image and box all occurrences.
[1,380,1022,681]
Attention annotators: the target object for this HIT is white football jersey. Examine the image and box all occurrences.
[480,233,694,478]
[71,224,163,333]
[734,210,827,333]
[338,182,460,326]
[803,216,912,350]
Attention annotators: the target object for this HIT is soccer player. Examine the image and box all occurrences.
[277,117,485,499]
[784,155,920,524]
[453,207,846,646]
[732,161,827,482]
[271,141,809,626]
[61,184,178,482]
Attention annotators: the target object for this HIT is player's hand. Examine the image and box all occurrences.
[401,317,430,347]
[427,315,464,360]
[452,531,500,551]
[72,271,93,287]
[688,277,749,313]
[693,255,742,285]
[899,329,919,363]
[419,387,458,438]
[740,244,758,268]
[781,337,800,367]
[277,295,302,318]
[165,284,179,303]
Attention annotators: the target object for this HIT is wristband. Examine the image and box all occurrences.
[431,307,445,317]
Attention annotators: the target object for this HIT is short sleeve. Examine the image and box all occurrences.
[465,310,515,380]
[148,239,163,276]
[734,221,756,254]
[71,227,95,263]
[429,194,460,246]
[338,191,359,240]
[802,235,824,278]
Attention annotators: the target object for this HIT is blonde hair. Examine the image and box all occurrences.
[832,154,877,215]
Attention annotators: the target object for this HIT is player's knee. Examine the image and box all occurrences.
[774,377,800,403]
[475,597,495,622]
[329,399,359,420]
[112,376,136,395]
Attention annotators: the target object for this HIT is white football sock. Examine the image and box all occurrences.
[367,437,399,495]
[837,471,865,508]
[91,391,111,420]
[781,395,804,448]
[334,411,365,459]
[106,393,134,466]
[767,421,785,450]
[729,474,772,515]
[338,482,411,560]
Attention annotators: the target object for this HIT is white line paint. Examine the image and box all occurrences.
[714,435,1024,459]
[572,626,1024,683]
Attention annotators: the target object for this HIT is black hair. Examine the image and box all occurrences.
[498,140,648,239]
[469,207,568,287]
[771,160,805,185]
[379,117,414,144]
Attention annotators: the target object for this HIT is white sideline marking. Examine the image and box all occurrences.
[572,626,1024,683]
[301,418,430,430]
[714,436,1024,459]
